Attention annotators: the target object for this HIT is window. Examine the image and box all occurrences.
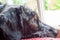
[39,0,60,29]
[44,0,60,10]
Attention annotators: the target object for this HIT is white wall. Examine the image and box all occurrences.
[42,10,60,29]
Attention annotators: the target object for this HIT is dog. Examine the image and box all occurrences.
[0,4,58,40]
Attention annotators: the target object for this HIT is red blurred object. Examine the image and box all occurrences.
[21,38,60,40]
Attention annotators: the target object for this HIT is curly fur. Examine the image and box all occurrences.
[0,5,57,40]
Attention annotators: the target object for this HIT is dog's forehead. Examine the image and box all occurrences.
[20,6,36,21]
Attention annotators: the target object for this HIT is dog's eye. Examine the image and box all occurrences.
[0,15,5,24]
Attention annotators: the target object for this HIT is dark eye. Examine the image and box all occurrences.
[0,15,5,24]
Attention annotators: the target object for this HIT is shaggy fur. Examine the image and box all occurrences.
[0,5,57,40]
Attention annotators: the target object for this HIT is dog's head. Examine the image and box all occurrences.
[0,5,57,40]
[0,5,40,40]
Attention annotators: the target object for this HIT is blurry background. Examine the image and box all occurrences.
[0,0,60,29]
[40,0,60,29]
[0,0,39,13]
